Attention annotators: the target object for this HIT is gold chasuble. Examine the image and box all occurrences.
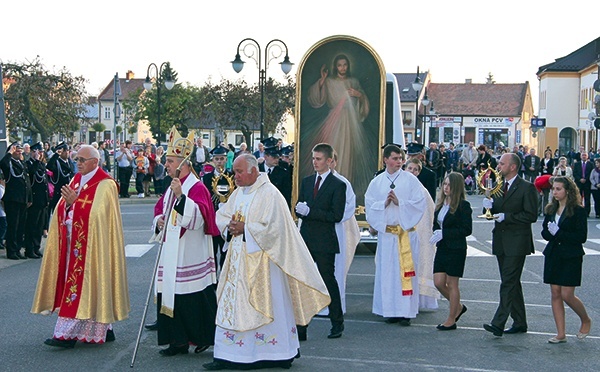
[216,174,330,332]
[32,168,130,324]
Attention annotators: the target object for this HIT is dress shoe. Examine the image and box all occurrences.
[328,323,344,339]
[34,250,43,258]
[7,254,20,260]
[436,323,457,331]
[194,345,210,354]
[548,336,567,344]
[398,317,411,326]
[159,344,189,356]
[44,338,76,348]
[105,329,115,342]
[577,319,592,339]
[385,317,400,324]
[25,253,40,259]
[483,323,503,337]
[144,321,158,331]
[455,304,468,322]
[504,325,527,334]
[16,253,27,259]
[203,360,231,370]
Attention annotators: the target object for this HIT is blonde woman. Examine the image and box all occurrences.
[552,156,573,181]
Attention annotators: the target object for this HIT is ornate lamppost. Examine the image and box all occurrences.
[143,62,174,146]
[231,38,293,144]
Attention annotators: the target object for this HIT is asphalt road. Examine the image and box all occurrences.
[1,194,599,371]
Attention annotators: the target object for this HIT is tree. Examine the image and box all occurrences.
[2,57,87,141]
[92,122,106,133]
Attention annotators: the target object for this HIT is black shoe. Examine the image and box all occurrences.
[398,317,411,326]
[159,344,189,356]
[34,250,43,258]
[144,321,158,331]
[455,304,468,322]
[327,323,344,339]
[16,253,27,259]
[194,345,210,354]
[7,254,20,260]
[25,253,40,259]
[504,325,528,334]
[297,325,307,341]
[483,323,503,337]
[436,323,457,331]
[44,338,76,348]
[105,329,115,342]
[385,317,400,324]
[203,360,231,370]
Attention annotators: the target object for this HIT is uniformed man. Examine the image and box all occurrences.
[280,145,294,180]
[0,142,32,260]
[47,142,74,212]
[406,143,437,202]
[259,144,292,208]
[24,142,49,258]
[202,145,235,269]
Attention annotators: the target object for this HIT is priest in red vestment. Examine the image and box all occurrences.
[32,144,130,348]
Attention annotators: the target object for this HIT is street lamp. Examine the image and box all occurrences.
[143,62,174,146]
[113,73,122,180]
[424,100,437,143]
[412,66,425,144]
[231,38,293,145]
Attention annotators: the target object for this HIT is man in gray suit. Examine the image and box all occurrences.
[482,153,538,337]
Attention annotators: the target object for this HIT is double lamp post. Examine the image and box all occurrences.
[143,62,174,146]
[231,38,293,144]
[412,66,436,144]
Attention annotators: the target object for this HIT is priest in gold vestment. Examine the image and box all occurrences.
[32,145,129,348]
[203,154,330,371]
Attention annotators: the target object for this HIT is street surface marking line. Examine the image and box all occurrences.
[125,244,154,257]
[467,245,491,256]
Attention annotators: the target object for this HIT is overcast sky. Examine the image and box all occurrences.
[3,0,597,111]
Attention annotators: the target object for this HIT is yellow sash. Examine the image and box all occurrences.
[385,225,416,296]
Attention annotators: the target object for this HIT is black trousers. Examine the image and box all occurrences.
[580,187,591,216]
[491,254,527,329]
[24,205,45,254]
[310,251,343,325]
[4,201,27,256]
[213,235,226,271]
[118,167,133,197]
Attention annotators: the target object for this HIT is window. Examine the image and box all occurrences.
[104,107,111,119]
[402,110,413,126]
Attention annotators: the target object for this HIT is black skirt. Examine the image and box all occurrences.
[433,248,467,277]
[544,255,582,287]
[157,284,217,347]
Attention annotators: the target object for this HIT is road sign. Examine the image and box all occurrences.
[531,118,546,127]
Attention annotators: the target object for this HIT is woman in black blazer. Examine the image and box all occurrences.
[541,176,592,344]
[540,150,555,176]
[430,172,472,330]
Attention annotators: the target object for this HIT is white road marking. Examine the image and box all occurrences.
[125,244,154,257]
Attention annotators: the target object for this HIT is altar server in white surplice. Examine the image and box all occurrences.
[365,144,437,326]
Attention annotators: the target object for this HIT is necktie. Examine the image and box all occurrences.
[582,162,586,176]
[313,175,322,199]
[267,168,272,175]
[503,181,509,195]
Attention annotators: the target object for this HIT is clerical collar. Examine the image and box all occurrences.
[79,167,99,192]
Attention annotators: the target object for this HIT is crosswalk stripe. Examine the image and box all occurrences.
[125,244,154,257]
[467,245,491,257]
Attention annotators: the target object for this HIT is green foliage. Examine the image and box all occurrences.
[92,122,106,132]
[2,57,87,141]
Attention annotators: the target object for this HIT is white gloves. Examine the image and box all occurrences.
[295,202,310,216]
[493,213,505,222]
[483,198,493,209]
[429,229,443,245]
[548,221,559,235]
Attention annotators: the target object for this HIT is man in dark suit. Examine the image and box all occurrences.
[406,143,437,201]
[573,151,593,216]
[523,148,541,183]
[24,142,49,258]
[296,143,347,340]
[258,146,292,208]
[426,142,442,186]
[482,153,538,337]
[0,142,32,260]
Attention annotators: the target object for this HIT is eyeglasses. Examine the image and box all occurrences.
[74,157,95,163]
